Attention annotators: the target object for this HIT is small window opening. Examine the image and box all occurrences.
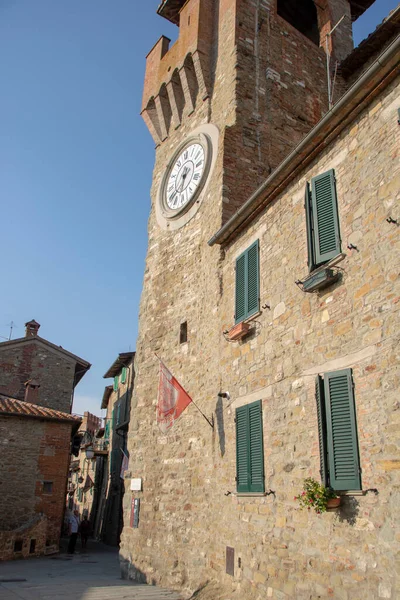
[277,0,320,46]
[43,481,53,494]
[29,539,36,554]
[46,539,51,546]
[180,321,188,344]
[14,540,23,552]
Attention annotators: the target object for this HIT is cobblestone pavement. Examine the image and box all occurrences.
[0,541,182,600]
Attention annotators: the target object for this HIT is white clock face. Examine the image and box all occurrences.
[165,143,205,211]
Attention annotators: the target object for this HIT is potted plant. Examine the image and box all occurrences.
[294,477,340,514]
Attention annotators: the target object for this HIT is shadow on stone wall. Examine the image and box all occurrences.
[336,495,360,525]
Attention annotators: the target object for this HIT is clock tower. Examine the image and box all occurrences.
[121,0,361,592]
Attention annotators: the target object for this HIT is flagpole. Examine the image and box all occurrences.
[155,353,214,429]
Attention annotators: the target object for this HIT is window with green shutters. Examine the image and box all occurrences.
[236,400,265,493]
[113,375,119,391]
[235,240,259,324]
[315,369,361,491]
[305,169,341,271]
[121,367,127,384]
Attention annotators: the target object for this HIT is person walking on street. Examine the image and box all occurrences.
[80,516,91,550]
[67,510,80,554]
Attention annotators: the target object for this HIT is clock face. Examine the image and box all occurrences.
[164,142,206,212]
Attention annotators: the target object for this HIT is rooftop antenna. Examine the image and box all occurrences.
[326,14,347,110]
[8,321,14,340]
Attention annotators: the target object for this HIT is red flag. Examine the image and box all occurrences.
[120,450,129,480]
[157,360,192,433]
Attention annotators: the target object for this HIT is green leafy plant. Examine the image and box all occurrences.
[294,477,338,514]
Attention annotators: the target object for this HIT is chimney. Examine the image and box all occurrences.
[25,319,40,338]
[24,379,40,404]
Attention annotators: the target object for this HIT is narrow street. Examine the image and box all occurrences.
[0,542,182,600]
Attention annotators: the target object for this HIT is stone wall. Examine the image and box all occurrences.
[0,416,73,558]
[0,515,47,561]
[0,340,76,413]
[120,44,400,600]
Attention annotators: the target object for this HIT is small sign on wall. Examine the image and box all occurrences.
[130,498,140,528]
[130,478,142,491]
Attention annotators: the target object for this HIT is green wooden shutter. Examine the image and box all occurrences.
[121,367,127,384]
[315,376,328,486]
[247,240,259,318]
[113,375,119,391]
[236,400,264,493]
[235,241,259,324]
[248,401,264,492]
[324,369,361,491]
[236,406,249,492]
[304,182,316,271]
[235,254,246,324]
[311,170,341,266]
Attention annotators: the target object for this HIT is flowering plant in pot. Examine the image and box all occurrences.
[294,477,340,514]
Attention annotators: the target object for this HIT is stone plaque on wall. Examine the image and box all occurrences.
[226,546,234,576]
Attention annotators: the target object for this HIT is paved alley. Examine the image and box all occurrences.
[0,542,182,600]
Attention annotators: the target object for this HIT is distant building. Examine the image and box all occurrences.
[93,352,135,546]
[67,411,103,522]
[0,319,91,413]
[0,395,81,560]
[0,320,90,560]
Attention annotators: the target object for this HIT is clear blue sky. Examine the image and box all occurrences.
[0,1,397,418]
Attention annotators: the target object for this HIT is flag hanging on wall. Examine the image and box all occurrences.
[120,449,129,480]
[157,359,192,433]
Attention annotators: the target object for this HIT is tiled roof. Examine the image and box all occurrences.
[0,394,82,425]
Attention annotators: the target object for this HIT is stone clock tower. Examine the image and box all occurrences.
[121,0,359,593]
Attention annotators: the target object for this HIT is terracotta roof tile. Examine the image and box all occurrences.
[0,394,82,424]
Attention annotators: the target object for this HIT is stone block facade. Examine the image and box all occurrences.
[0,415,74,558]
[0,321,90,414]
[121,1,400,598]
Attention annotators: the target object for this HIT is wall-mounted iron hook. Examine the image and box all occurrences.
[387,217,398,224]
[347,244,358,251]
[262,304,270,310]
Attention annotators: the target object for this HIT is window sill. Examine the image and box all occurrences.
[310,252,347,276]
[234,492,268,497]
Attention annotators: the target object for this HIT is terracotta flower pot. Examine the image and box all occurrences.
[226,321,251,341]
[326,497,341,509]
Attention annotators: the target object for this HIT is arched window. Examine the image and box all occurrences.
[277,0,320,46]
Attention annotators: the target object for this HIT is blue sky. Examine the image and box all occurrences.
[0,1,397,418]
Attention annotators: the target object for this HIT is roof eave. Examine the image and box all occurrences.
[103,352,135,379]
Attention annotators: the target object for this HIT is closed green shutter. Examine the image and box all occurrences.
[104,420,110,439]
[236,405,249,493]
[248,401,264,492]
[113,375,119,391]
[247,241,259,318]
[235,240,259,324]
[324,369,361,491]
[236,400,264,493]
[304,182,316,271]
[121,367,127,384]
[235,254,246,324]
[315,376,328,486]
[311,170,341,266]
